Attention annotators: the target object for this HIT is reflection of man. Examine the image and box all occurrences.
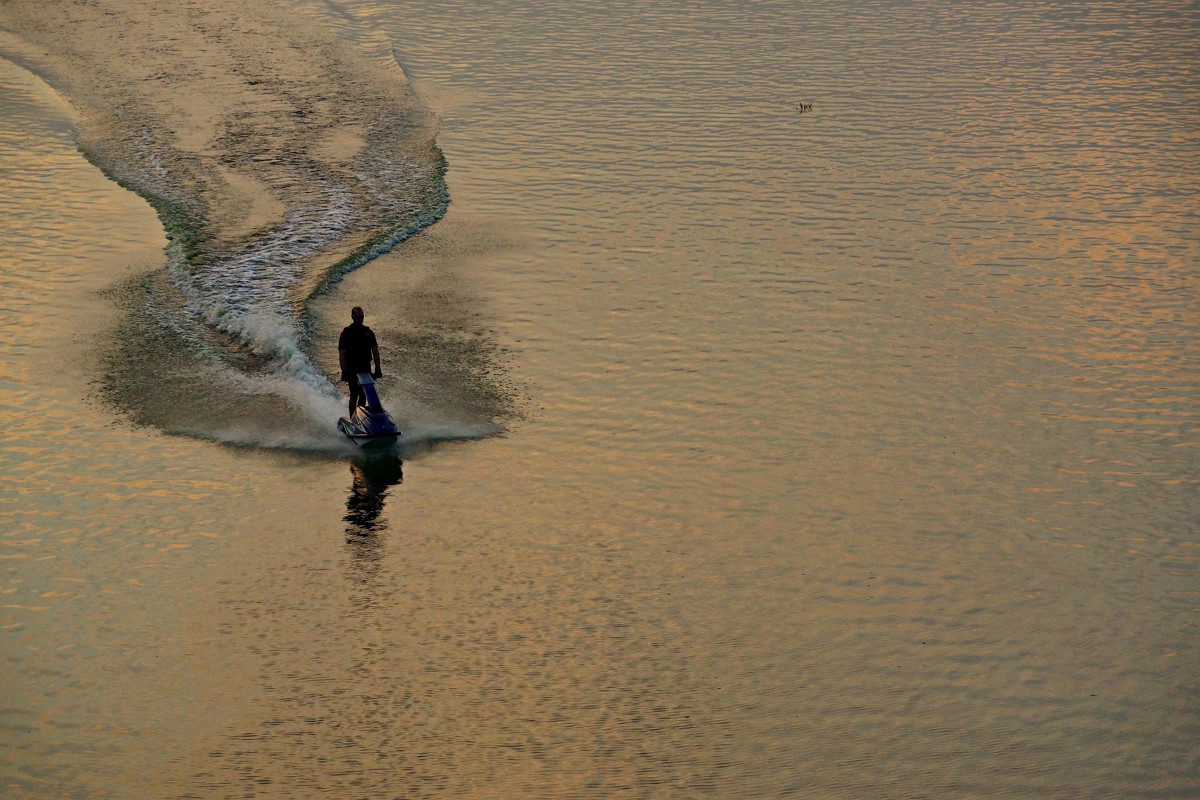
[338,306,382,416]
[345,458,404,537]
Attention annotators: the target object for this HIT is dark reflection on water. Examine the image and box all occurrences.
[344,455,403,601]
[344,455,403,538]
[345,456,403,531]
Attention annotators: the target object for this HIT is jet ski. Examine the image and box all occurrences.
[337,372,401,446]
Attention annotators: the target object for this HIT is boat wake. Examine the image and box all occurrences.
[0,0,512,453]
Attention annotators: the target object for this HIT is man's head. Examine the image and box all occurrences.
[351,306,364,323]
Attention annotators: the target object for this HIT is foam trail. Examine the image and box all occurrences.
[0,0,474,448]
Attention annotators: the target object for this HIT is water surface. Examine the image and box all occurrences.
[1,1,1197,797]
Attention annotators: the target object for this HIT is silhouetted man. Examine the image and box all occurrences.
[338,306,382,416]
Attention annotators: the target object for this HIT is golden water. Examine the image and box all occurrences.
[2,1,1197,797]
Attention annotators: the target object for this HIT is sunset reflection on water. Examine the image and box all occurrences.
[2,0,1198,797]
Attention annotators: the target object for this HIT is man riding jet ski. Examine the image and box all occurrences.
[337,306,400,445]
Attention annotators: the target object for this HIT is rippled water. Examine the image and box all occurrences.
[2,0,1197,797]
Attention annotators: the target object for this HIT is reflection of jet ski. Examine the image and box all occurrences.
[337,372,401,446]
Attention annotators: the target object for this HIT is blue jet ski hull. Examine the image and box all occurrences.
[338,373,401,446]
[337,416,400,444]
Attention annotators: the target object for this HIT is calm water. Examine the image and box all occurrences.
[1,1,1197,797]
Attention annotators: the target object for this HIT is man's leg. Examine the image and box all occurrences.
[348,375,364,415]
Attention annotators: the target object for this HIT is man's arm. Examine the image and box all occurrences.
[339,347,348,376]
[371,345,382,377]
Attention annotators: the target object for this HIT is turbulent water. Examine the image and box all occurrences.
[2,0,1198,798]
[1,0,509,449]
